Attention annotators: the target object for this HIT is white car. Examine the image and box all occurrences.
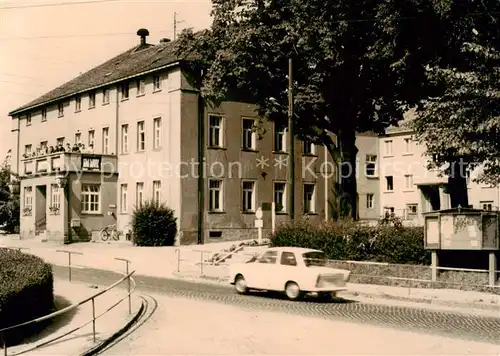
[229,246,351,301]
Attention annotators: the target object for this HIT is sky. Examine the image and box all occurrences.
[0,0,213,159]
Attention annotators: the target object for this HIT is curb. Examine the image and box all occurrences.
[80,296,146,356]
[189,274,500,312]
[346,291,500,312]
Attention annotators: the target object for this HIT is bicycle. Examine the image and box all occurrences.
[100,224,120,241]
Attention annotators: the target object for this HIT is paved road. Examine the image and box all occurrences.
[52,266,500,345]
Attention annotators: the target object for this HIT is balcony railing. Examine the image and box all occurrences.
[21,152,117,176]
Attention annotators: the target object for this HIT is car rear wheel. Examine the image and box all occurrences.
[234,275,248,294]
[284,281,301,301]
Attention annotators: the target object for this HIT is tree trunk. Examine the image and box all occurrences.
[447,161,469,208]
[338,129,359,220]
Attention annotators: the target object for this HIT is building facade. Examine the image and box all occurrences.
[10,30,334,245]
[377,124,500,225]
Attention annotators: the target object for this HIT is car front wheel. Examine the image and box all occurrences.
[284,281,301,301]
[234,275,248,294]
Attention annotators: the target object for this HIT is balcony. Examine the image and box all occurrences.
[21,152,117,176]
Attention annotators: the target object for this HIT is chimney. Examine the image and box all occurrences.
[136,28,150,46]
[159,38,171,44]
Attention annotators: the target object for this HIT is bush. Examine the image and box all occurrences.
[132,200,178,246]
[0,248,54,345]
[270,218,430,265]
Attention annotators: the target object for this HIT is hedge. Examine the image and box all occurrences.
[132,200,178,246]
[270,218,430,265]
[0,248,54,345]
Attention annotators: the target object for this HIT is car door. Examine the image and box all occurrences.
[267,251,299,291]
[249,250,278,290]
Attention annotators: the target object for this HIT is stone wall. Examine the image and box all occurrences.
[328,260,500,295]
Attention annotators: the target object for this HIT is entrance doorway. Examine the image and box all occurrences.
[35,185,47,234]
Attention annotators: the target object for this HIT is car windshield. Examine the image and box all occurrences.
[302,251,327,267]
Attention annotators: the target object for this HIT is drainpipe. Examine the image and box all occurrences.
[115,86,120,156]
[324,145,328,221]
[197,90,205,245]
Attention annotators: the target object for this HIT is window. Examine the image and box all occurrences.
[209,179,223,211]
[26,113,32,126]
[88,91,96,108]
[242,181,255,212]
[153,180,161,203]
[75,133,81,145]
[81,184,100,213]
[258,250,278,264]
[274,123,286,152]
[121,124,129,153]
[121,82,129,100]
[75,96,81,112]
[41,108,47,122]
[404,137,412,153]
[366,193,374,209]
[58,103,64,117]
[153,117,161,149]
[385,176,394,191]
[137,121,145,151]
[404,174,413,190]
[274,182,286,213]
[481,201,494,211]
[407,204,418,215]
[242,118,255,150]
[208,115,223,147]
[466,170,471,184]
[137,79,146,95]
[40,141,48,151]
[365,155,377,177]
[136,182,144,208]
[23,186,33,212]
[102,88,110,104]
[24,144,32,156]
[56,137,64,146]
[88,130,95,147]
[153,75,161,91]
[50,184,61,210]
[102,127,109,154]
[120,184,128,213]
[384,206,395,218]
[384,140,393,156]
[280,252,297,266]
[303,183,316,213]
[303,141,315,155]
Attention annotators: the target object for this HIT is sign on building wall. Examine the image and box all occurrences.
[81,155,101,170]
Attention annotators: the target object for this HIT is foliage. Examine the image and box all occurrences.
[0,248,54,345]
[175,0,500,219]
[270,218,429,265]
[412,40,500,186]
[0,156,19,234]
[132,200,178,246]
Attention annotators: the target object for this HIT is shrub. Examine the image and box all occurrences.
[270,217,430,265]
[132,200,178,246]
[0,248,54,345]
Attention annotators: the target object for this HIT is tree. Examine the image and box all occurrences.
[175,0,500,218]
[0,153,19,234]
[412,40,500,202]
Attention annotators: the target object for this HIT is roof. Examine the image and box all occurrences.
[9,40,186,116]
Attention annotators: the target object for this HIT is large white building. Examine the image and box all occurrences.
[372,124,500,225]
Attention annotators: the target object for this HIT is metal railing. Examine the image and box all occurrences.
[0,253,137,356]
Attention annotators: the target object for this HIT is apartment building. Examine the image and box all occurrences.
[377,123,500,225]
[9,30,333,245]
[356,132,380,222]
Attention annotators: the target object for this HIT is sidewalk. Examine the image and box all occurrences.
[1,235,499,314]
[4,278,142,356]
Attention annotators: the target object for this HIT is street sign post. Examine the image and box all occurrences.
[255,207,263,244]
